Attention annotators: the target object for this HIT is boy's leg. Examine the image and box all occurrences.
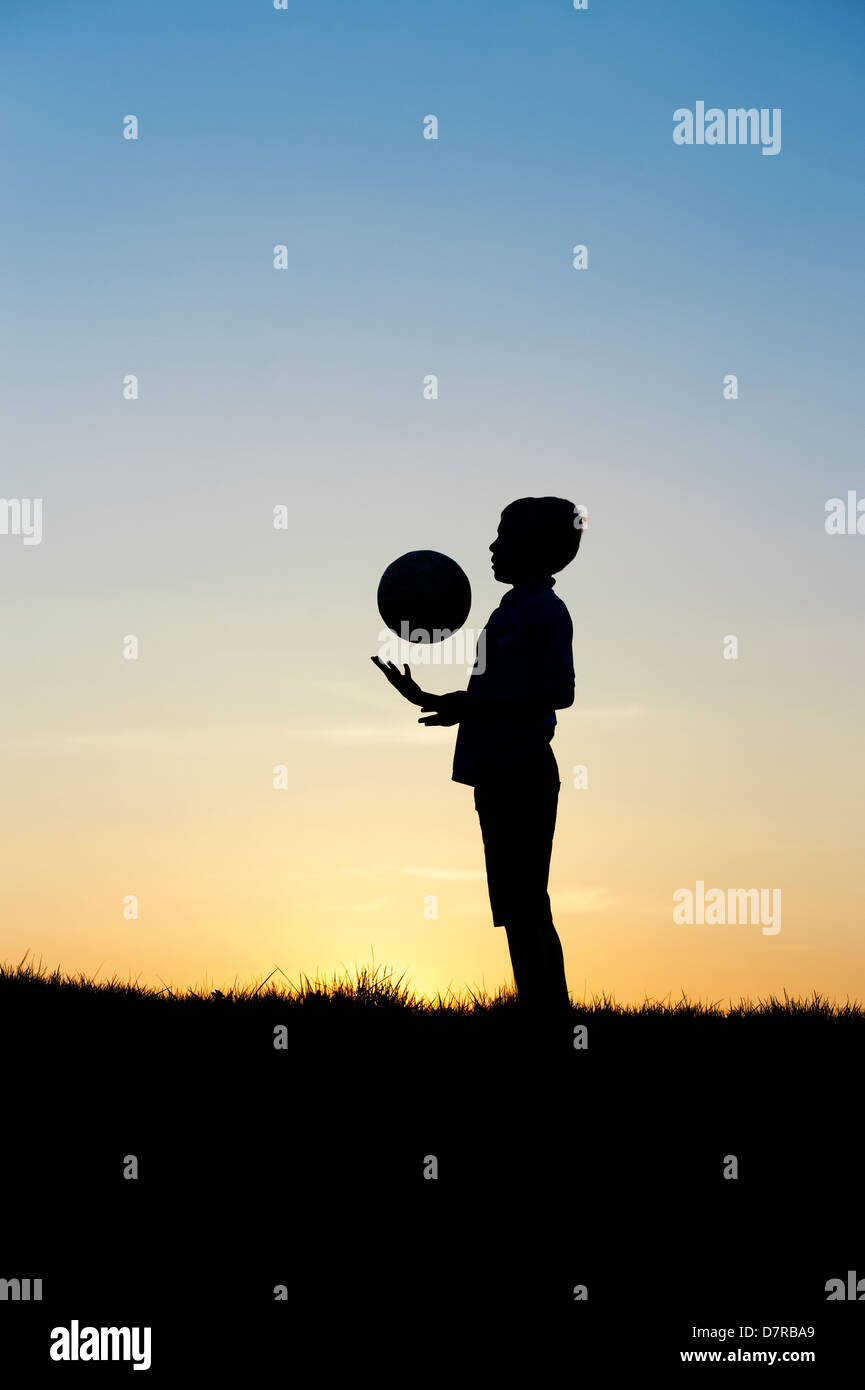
[475,753,567,1013]
[505,917,570,1013]
[504,921,547,1007]
[543,919,571,1012]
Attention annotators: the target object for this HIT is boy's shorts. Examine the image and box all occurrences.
[472,745,560,928]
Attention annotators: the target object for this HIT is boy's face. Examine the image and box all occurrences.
[490,513,544,585]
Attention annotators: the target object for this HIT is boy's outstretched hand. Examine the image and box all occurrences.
[370,656,428,706]
[418,691,466,727]
[371,657,465,725]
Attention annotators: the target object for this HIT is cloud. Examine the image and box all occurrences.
[1,707,642,758]
[574,704,644,720]
[379,864,486,881]
[295,724,448,745]
[0,721,445,756]
[551,886,610,913]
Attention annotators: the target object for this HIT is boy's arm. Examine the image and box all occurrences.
[370,656,469,726]
[419,599,575,726]
[417,684,573,727]
[370,657,433,706]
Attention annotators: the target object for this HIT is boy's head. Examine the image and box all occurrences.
[490,496,584,585]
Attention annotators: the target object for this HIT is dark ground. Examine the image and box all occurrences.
[2,964,862,1376]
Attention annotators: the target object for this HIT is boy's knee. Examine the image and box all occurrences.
[505,902,553,932]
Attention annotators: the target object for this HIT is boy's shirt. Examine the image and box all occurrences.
[452,576,575,787]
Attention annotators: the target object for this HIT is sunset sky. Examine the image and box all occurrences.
[1,0,863,1005]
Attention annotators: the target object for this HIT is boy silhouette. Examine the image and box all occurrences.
[372,497,582,1023]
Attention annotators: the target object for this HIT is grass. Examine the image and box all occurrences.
[3,950,863,1020]
[4,949,862,1094]
[3,951,862,1338]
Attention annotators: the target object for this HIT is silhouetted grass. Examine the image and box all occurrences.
[3,951,863,1338]
[4,949,862,1106]
[3,950,863,1020]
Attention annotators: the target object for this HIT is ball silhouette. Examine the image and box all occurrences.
[377,550,471,643]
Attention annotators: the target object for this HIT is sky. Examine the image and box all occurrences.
[1,0,864,1004]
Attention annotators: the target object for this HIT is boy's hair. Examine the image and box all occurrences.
[500,496,584,574]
